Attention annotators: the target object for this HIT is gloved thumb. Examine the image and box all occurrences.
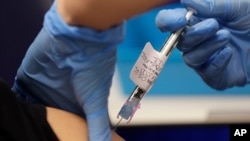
[155,8,187,32]
[181,0,241,19]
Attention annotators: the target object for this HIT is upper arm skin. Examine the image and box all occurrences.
[57,0,178,30]
[46,107,125,141]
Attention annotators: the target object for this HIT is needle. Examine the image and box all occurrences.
[113,118,123,131]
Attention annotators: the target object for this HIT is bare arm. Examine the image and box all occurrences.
[46,107,125,141]
[57,0,178,30]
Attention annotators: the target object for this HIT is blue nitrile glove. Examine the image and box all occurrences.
[12,1,124,141]
[156,0,250,90]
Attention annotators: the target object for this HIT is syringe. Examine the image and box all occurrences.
[114,9,194,129]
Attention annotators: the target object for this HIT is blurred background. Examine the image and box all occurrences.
[1,0,249,141]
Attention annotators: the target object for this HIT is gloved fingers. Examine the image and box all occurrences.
[188,15,202,26]
[196,47,233,90]
[178,18,219,52]
[86,109,111,141]
[182,29,230,68]
[155,8,204,32]
[181,0,250,20]
[155,8,188,32]
[181,0,219,18]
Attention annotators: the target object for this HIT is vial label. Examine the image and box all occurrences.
[130,42,168,90]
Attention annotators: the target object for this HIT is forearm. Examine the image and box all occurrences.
[57,0,178,30]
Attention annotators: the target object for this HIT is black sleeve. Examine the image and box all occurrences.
[0,79,59,141]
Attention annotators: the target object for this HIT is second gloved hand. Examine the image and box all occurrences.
[156,0,250,90]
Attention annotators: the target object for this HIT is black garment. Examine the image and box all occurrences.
[0,79,59,141]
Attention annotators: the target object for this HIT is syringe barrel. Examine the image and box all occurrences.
[117,10,194,122]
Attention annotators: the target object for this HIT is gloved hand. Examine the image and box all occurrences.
[156,0,250,90]
[13,1,124,141]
